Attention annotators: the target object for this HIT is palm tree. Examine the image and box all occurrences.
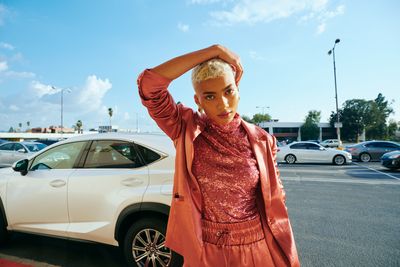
[76,120,83,134]
[108,108,113,132]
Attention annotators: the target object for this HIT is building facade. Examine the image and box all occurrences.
[258,121,336,142]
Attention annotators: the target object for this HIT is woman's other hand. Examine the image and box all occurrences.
[212,44,243,85]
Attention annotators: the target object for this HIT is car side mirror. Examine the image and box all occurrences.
[17,148,27,153]
[319,147,326,150]
[12,159,29,176]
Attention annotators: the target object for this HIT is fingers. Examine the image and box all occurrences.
[235,61,243,86]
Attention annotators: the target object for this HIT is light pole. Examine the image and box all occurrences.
[52,86,71,134]
[328,38,341,142]
[256,106,270,116]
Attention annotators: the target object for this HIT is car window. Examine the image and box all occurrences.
[14,143,26,152]
[136,144,162,164]
[84,140,144,168]
[307,143,321,150]
[365,143,375,148]
[30,142,86,170]
[290,143,307,149]
[25,143,47,152]
[382,142,400,149]
[0,143,14,151]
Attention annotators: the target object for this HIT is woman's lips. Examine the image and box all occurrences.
[217,111,231,118]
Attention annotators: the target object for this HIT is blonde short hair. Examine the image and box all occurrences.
[191,58,235,85]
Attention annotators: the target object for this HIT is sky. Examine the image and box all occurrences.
[0,0,399,132]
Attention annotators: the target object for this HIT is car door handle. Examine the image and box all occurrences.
[50,179,66,188]
[121,178,144,187]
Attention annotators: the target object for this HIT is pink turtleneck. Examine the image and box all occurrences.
[192,114,260,223]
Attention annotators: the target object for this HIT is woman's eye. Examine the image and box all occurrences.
[205,95,214,100]
[225,88,234,95]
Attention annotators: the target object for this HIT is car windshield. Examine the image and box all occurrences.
[25,143,47,152]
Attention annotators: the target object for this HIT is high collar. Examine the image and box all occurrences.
[205,113,242,133]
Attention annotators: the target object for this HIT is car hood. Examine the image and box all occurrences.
[381,150,400,158]
[0,166,14,175]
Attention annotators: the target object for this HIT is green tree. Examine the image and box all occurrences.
[366,93,394,139]
[252,113,271,124]
[76,120,83,134]
[108,107,113,131]
[300,110,321,140]
[242,115,253,123]
[387,119,398,140]
[330,99,371,142]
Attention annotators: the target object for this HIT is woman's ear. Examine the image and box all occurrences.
[194,94,200,107]
[194,94,203,113]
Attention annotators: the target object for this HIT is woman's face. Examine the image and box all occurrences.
[194,73,239,126]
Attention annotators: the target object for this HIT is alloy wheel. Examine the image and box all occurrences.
[132,228,172,267]
[334,155,345,165]
[285,154,296,164]
[360,153,371,162]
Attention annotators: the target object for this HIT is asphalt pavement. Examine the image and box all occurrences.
[0,162,399,267]
[281,162,400,267]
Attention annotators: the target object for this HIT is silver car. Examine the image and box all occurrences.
[0,141,47,167]
[345,141,400,162]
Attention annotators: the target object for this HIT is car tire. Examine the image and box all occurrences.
[123,216,183,267]
[285,154,296,164]
[333,155,346,165]
[359,153,371,162]
[0,213,8,246]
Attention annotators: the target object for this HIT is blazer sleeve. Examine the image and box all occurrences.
[270,134,287,203]
[137,69,183,140]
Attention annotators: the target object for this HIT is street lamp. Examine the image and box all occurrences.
[328,38,341,143]
[256,106,270,115]
[52,86,71,134]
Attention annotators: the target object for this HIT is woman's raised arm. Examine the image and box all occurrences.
[152,44,243,85]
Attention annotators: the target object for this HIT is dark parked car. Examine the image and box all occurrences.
[381,151,400,170]
[0,139,8,145]
[345,141,400,162]
[33,139,61,146]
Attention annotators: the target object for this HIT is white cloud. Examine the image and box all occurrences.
[9,104,19,111]
[0,4,8,26]
[317,22,326,34]
[124,112,130,120]
[5,71,35,78]
[0,60,8,72]
[178,22,190,32]
[189,0,224,4]
[31,81,60,98]
[0,42,14,50]
[78,75,112,111]
[207,0,344,31]
[249,50,267,61]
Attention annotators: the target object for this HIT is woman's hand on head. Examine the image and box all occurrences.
[211,44,243,85]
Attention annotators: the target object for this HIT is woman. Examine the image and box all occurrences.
[137,45,300,267]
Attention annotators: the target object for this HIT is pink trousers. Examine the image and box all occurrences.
[184,216,281,267]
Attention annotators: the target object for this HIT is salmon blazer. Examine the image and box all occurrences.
[138,69,300,267]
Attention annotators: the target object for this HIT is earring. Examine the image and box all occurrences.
[198,107,203,113]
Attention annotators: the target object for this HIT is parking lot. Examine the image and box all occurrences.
[0,162,399,267]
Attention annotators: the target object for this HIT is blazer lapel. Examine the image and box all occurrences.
[241,120,272,210]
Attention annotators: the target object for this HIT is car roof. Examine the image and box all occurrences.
[289,141,320,145]
[57,133,176,155]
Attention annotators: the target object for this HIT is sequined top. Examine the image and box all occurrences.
[192,114,260,223]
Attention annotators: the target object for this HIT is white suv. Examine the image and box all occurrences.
[320,139,342,148]
[0,133,183,267]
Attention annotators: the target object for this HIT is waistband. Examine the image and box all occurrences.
[201,216,265,246]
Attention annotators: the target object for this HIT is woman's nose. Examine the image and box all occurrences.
[217,96,229,109]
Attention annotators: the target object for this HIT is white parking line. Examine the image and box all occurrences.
[352,162,400,181]
[281,176,400,185]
